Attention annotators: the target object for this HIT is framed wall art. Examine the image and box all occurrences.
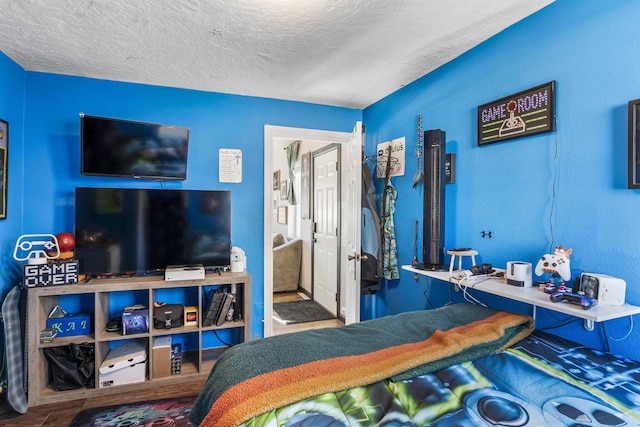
[0,118,7,219]
[477,81,556,146]
[628,98,640,188]
[273,170,280,191]
[277,206,288,224]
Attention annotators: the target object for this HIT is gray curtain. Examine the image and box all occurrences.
[285,140,300,205]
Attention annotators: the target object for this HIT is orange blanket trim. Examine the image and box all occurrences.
[201,311,533,427]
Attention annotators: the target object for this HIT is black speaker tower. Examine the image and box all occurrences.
[422,129,446,270]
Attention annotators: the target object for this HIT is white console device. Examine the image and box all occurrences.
[506,261,532,287]
[164,265,205,281]
[579,273,626,306]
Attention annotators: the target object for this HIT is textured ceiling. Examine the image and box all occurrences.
[0,0,553,109]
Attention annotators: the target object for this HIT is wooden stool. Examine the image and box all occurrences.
[447,249,478,274]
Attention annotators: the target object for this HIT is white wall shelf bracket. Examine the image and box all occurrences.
[584,319,595,331]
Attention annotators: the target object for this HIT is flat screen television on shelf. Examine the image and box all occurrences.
[80,114,189,180]
[74,187,231,275]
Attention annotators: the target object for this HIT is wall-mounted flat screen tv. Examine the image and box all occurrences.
[80,114,189,180]
[74,187,231,275]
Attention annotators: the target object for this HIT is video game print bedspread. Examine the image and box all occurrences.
[241,331,640,426]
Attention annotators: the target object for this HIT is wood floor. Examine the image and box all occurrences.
[0,292,342,426]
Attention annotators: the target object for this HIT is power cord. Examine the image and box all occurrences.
[447,270,505,308]
[549,114,560,252]
[213,329,233,348]
[600,322,611,354]
[537,317,580,331]
[603,316,634,344]
[455,278,488,307]
[421,278,436,309]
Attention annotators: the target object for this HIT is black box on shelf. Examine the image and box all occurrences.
[171,343,182,375]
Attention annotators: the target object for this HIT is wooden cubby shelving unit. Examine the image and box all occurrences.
[27,271,251,407]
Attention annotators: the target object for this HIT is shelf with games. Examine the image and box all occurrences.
[402,265,640,324]
[27,271,251,407]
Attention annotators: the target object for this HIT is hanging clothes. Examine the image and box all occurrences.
[361,161,381,293]
[285,140,300,205]
[382,179,399,280]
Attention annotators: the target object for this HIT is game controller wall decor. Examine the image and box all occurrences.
[13,233,79,287]
[13,233,60,262]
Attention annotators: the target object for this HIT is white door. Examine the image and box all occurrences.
[312,146,339,315]
[342,122,363,324]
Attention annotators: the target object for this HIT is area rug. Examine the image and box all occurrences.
[273,299,334,324]
[68,395,196,427]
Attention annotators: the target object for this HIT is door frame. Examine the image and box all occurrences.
[263,125,355,337]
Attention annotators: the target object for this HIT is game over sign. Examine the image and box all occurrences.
[477,81,556,146]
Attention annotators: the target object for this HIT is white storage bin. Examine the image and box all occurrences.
[99,340,147,388]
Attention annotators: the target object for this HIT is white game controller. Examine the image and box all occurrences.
[13,234,60,262]
[534,253,571,281]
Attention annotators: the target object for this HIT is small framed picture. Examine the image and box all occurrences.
[280,180,288,200]
[0,118,8,220]
[629,99,640,188]
[273,170,280,191]
[277,206,288,224]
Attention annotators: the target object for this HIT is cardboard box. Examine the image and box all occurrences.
[152,336,172,379]
[122,305,149,335]
[99,340,147,388]
[46,313,91,337]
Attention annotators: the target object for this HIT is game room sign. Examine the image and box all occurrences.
[477,81,556,146]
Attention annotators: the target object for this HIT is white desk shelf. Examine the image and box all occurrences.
[402,265,640,324]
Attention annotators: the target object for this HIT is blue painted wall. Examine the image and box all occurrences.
[7,71,361,338]
[363,0,640,360]
[2,0,640,361]
[0,53,25,298]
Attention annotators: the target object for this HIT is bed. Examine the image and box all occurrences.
[189,303,640,426]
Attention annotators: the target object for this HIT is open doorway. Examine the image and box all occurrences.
[263,124,362,337]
